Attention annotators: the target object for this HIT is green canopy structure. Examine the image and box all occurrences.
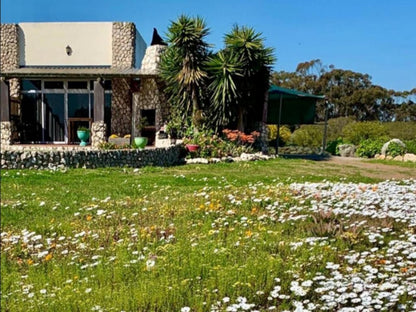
[266,85,326,155]
[267,85,325,125]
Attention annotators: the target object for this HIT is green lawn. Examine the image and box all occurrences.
[1,158,416,311]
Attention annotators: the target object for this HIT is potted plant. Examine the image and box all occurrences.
[77,126,90,146]
[165,121,180,145]
[134,116,148,150]
[183,128,200,152]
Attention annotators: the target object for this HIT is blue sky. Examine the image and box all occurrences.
[1,0,415,91]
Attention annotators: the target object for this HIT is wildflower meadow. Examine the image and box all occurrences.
[1,159,416,311]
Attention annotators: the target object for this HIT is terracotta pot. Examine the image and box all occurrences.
[186,144,199,152]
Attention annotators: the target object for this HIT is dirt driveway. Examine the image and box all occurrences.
[324,156,416,180]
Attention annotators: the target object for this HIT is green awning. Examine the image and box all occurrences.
[267,85,324,125]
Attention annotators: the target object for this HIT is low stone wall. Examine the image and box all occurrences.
[0,145,184,170]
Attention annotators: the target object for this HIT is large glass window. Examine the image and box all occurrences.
[20,80,111,143]
[68,94,90,118]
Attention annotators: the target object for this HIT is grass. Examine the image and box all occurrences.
[1,158,416,311]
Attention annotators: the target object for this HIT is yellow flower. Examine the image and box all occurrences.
[245,230,253,238]
[86,215,92,221]
[45,253,53,261]
[27,259,34,265]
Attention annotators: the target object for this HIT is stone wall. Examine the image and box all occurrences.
[1,145,184,170]
[112,22,135,69]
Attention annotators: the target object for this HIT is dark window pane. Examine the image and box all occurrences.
[103,80,112,90]
[22,80,41,91]
[44,81,63,89]
[20,94,42,142]
[68,81,88,89]
[44,94,65,142]
[141,109,156,126]
[68,94,90,118]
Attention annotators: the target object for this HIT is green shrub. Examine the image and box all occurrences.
[342,121,388,145]
[405,140,416,154]
[267,125,291,145]
[289,125,323,147]
[326,137,343,155]
[327,117,355,141]
[356,138,386,158]
[384,122,416,140]
[387,142,407,157]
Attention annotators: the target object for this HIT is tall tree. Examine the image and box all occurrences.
[159,15,210,128]
[222,25,275,131]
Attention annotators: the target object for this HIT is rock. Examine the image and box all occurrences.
[381,139,406,156]
[338,144,356,157]
[393,155,403,161]
[403,153,416,162]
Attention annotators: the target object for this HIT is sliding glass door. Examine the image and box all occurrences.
[44,94,65,142]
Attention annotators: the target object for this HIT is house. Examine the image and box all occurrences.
[0,22,169,148]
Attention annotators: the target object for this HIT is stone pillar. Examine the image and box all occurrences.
[91,121,107,148]
[0,121,12,147]
[1,24,20,145]
[111,22,136,136]
[111,78,132,135]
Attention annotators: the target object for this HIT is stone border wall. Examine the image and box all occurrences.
[1,146,184,170]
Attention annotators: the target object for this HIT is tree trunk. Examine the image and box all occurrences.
[237,106,244,132]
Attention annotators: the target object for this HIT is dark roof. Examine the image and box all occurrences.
[0,66,156,78]
[269,85,325,99]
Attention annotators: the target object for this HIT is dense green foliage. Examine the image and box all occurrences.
[356,138,386,158]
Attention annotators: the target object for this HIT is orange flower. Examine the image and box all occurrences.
[27,259,34,265]
[86,215,92,221]
[45,253,53,261]
[400,267,408,273]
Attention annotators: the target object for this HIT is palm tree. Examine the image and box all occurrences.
[206,50,243,129]
[223,25,275,131]
[159,15,210,129]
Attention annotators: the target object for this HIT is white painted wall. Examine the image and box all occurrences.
[19,22,113,66]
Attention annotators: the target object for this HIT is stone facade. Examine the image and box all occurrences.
[111,78,132,135]
[0,24,19,72]
[0,145,184,170]
[112,22,136,69]
[133,78,168,136]
[91,121,107,148]
[1,121,12,146]
[140,45,166,75]
[1,24,20,138]
[110,22,137,136]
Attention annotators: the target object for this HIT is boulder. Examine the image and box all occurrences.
[338,144,356,157]
[381,139,406,156]
[403,153,416,162]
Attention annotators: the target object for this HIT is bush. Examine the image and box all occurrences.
[342,121,388,145]
[289,125,323,147]
[326,137,343,155]
[327,117,355,141]
[387,142,407,157]
[405,140,416,154]
[384,122,416,141]
[267,125,291,145]
[356,138,386,158]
